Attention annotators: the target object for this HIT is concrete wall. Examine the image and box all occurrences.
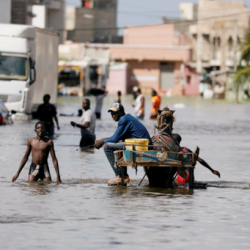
[106,59,186,94]
[48,6,65,30]
[32,2,65,44]
[127,60,160,93]
[11,0,27,24]
[0,0,65,43]
[0,0,11,23]
[190,0,249,73]
[185,65,200,95]
[67,5,117,43]
[198,0,247,24]
[124,24,174,46]
[106,65,128,95]
[47,2,65,43]
[125,60,186,93]
[179,3,197,20]
[110,46,191,62]
[32,5,47,28]
[73,8,95,42]
[66,6,76,30]
[58,42,85,60]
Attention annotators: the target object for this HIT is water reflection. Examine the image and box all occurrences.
[28,182,56,196]
[107,185,194,198]
[1,97,250,249]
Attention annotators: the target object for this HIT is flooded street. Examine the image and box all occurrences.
[1,96,250,250]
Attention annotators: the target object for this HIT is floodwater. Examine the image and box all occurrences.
[1,96,250,250]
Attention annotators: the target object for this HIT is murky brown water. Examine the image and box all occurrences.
[1,96,250,250]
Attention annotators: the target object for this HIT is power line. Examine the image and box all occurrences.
[119,2,179,13]
[61,0,250,24]
[165,10,250,25]
[119,1,246,14]
[59,10,250,31]
[117,11,175,17]
[64,0,247,16]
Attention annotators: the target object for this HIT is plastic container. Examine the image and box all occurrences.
[125,138,149,151]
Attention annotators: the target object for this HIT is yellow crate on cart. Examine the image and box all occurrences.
[125,138,149,151]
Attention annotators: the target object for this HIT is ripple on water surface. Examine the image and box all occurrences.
[1,98,250,249]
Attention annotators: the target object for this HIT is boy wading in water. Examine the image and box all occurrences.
[12,122,61,182]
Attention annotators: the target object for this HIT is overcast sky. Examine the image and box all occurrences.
[66,0,250,30]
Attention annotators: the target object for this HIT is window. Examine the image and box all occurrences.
[0,56,28,81]
[228,37,233,52]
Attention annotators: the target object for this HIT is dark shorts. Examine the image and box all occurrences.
[95,112,101,119]
[29,162,51,180]
[80,134,96,148]
[46,124,54,136]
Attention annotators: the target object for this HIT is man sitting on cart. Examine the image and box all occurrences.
[94,103,152,185]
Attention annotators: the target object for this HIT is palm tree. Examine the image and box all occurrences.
[231,28,250,102]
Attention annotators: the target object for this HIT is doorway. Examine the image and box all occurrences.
[160,62,174,90]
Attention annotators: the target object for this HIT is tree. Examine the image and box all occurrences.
[231,28,250,102]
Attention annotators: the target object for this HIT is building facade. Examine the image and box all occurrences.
[58,24,192,95]
[190,0,249,74]
[105,24,192,95]
[0,0,28,25]
[162,0,250,96]
[31,1,65,43]
[66,0,120,43]
[0,0,65,43]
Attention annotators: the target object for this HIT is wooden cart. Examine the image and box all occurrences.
[114,144,204,189]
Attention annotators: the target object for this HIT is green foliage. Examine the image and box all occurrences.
[231,66,250,88]
[232,28,250,89]
[240,29,250,64]
[58,57,67,61]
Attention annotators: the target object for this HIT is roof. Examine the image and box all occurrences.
[0,24,58,40]
[0,24,36,39]
[86,44,192,50]
[86,43,192,62]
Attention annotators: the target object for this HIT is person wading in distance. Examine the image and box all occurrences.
[36,94,60,137]
[132,88,145,120]
[150,89,161,120]
[115,91,122,104]
[70,98,96,148]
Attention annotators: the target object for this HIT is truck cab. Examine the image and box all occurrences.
[0,24,58,120]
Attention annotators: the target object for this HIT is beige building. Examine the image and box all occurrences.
[66,0,119,43]
[189,0,249,73]
[162,0,250,95]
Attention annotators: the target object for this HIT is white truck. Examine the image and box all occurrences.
[0,24,59,120]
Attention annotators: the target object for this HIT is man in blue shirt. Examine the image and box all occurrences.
[94,103,152,185]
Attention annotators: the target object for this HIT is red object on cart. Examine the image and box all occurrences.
[176,171,190,183]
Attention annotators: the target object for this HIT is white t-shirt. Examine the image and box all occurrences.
[80,109,96,135]
[135,94,144,116]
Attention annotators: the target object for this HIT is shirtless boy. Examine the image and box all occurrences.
[12,121,61,182]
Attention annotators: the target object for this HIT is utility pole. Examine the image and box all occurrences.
[233,19,238,72]
[233,19,239,102]
[196,30,202,73]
